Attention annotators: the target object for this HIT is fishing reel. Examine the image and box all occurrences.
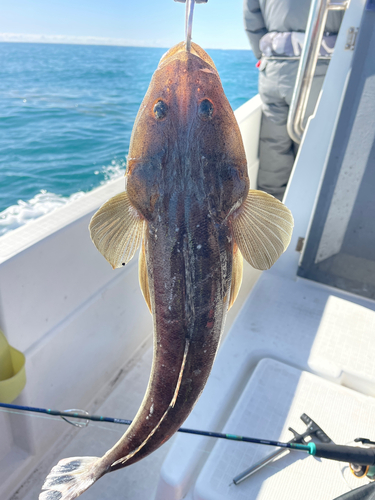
[349,439,375,481]
[338,437,375,492]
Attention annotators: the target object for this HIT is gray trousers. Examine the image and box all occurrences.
[258,59,329,200]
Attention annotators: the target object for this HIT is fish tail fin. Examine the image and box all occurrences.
[39,456,105,500]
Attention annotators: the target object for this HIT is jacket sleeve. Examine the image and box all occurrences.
[243,0,267,60]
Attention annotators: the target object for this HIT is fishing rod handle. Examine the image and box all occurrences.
[313,444,375,466]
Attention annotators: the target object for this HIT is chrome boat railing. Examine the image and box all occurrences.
[287,0,349,144]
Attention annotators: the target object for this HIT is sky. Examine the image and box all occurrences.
[0,0,251,50]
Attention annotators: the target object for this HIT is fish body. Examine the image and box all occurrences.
[110,42,248,467]
[40,42,293,500]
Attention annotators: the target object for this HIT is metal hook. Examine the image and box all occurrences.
[174,0,208,52]
[185,0,195,51]
[60,409,90,428]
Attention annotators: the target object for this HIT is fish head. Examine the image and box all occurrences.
[126,41,249,223]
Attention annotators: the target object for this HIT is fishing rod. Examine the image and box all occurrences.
[2,402,375,467]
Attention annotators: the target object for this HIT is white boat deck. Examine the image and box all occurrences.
[8,338,172,500]
[156,271,375,499]
[194,358,375,500]
[11,268,375,500]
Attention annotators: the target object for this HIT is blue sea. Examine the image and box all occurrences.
[0,43,258,236]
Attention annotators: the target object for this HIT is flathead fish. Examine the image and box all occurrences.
[40,41,293,500]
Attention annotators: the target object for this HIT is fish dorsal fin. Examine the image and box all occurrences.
[89,189,145,269]
[139,238,152,313]
[228,243,243,311]
[232,190,294,270]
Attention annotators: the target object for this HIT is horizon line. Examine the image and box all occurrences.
[0,33,250,51]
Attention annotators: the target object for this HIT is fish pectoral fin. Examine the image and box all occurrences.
[89,190,144,269]
[139,239,152,313]
[228,243,243,310]
[232,190,294,270]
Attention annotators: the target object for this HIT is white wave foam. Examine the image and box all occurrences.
[100,159,126,183]
[0,161,126,238]
[0,190,85,237]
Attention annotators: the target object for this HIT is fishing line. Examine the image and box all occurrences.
[0,407,62,423]
[0,411,102,441]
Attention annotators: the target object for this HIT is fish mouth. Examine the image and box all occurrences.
[158,41,218,74]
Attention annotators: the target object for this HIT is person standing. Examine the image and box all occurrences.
[243,0,343,200]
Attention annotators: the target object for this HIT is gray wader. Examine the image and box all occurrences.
[258,59,329,200]
[243,0,343,200]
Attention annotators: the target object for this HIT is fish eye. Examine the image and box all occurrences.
[198,99,214,121]
[153,100,168,120]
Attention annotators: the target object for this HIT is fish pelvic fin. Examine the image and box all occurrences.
[139,238,152,313]
[39,456,105,500]
[228,243,243,311]
[89,183,145,269]
[232,190,294,270]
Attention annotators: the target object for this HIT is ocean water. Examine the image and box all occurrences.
[0,42,258,236]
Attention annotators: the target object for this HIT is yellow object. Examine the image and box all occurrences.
[0,330,26,403]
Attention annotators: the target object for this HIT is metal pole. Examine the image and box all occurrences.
[186,0,195,51]
[174,0,208,51]
[287,0,348,143]
[287,0,330,143]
